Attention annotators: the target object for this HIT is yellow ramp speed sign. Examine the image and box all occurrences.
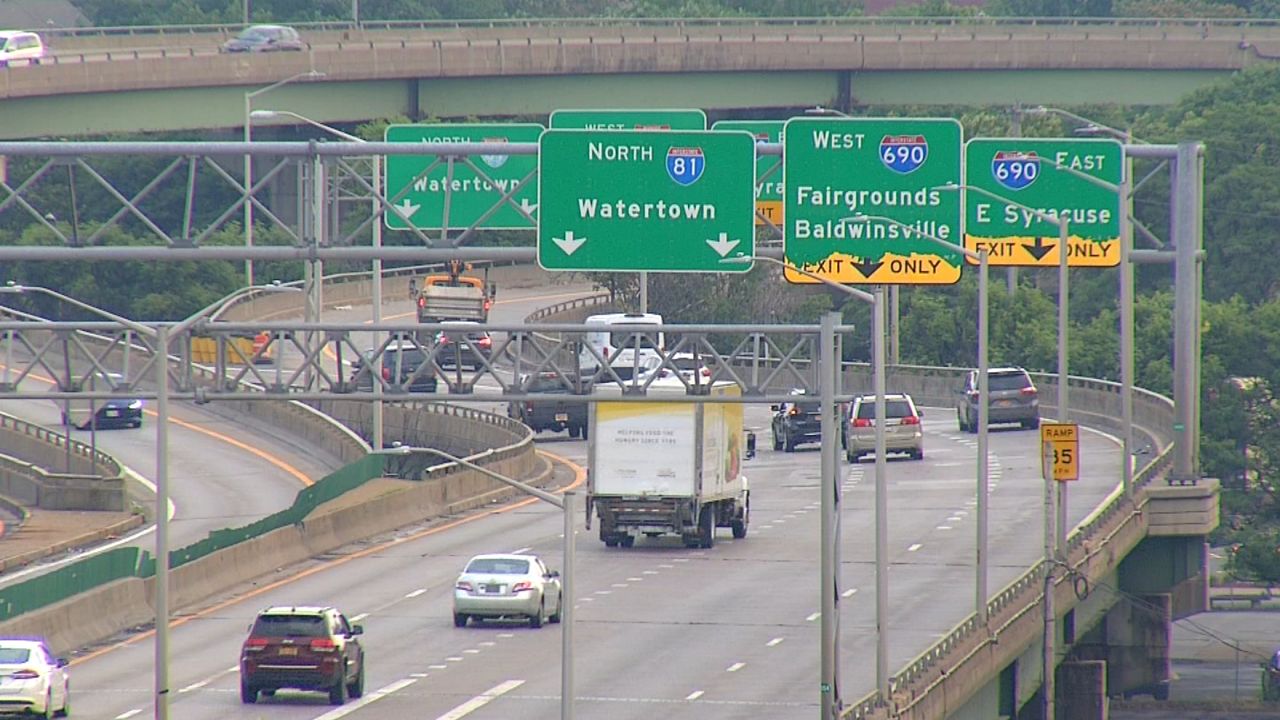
[1040,423,1079,482]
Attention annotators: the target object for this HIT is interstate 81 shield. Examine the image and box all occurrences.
[666,147,706,186]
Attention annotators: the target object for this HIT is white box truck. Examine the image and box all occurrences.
[586,378,749,548]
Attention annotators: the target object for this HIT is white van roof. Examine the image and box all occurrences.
[584,312,663,325]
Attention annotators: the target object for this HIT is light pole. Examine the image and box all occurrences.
[725,252,873,714]
[243,71,326,285]
[1027,106,1138,498]
[934,183,1073,554]
[251,109,385,450]
[841,215,993,628]
[0,282,293,720]
[379,444,576,720]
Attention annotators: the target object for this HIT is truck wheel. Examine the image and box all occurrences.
[567,425,579,439]
[784,430,796,453]
[731,515,748,539]
[698,507,715,549]
[772,432,783,452]
[620,535,635,548]
[580,424,589,441]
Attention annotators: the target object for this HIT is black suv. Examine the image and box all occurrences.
[351,339,439,393]
[508,372,591,438]
[240,606,365,705]
[956,366,1040,432]
[770,393,823,452]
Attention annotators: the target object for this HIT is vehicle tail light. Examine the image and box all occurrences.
[789,406,801,416]
[381,367,391,381]
[456,581,473,592]
[243,637,269,652]
[511,581,533,593]
[524,402,535,413]
[967,390,980,401]
[309,638,338,652]
[9,669,39,680]
[1020,387,1038,397]
[602,347,611,359]
[417,297,426,309]
[701,368,712,377]
[901,415,920,425]
[852,418,872,428]
[477,336,492,348]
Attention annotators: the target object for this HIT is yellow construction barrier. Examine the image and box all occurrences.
[189,334,273,365]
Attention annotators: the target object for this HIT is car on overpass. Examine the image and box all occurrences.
[221,25,305,53]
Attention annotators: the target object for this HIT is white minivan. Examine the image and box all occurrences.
[579,312,665,380]
[0,31,45,67]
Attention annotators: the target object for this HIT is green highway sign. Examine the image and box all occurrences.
[712,120,783,226]
[549,109,707,131]
[538,129,756,272]
[383,123,542,230]
[963,138,1123,267]
[783,117,963,285]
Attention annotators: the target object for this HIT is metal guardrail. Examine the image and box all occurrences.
[34,16,1280,43]
[0,411,119,478]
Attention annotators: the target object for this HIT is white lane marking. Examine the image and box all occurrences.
[405,588,427,598]
[947,516,964,522]
[479,642,496,647]
[611,583,629,588]
[115,710,143,719]
[433,679,525,720]
[350,613,369,622]
[498,633,515,638]
[642,570,659,575]
[446,656,464,662]
[411,672,429,678]
[674,558,689,563]
[766,637,785,647]
[659,564,675,569]
[627,577,643,582]
[510,547,532,554]
[594,590,612,595]
[686,690,705,701]
[726,662,746,673]
[908,543,923,552]
[178,665,240,693]
[464,649,480,654]
[842,588,858,598]
[806,612,820,622]
[313,677,418,719]
[429,664,448,670]
[936,525,952,531]
[580,597,594,602]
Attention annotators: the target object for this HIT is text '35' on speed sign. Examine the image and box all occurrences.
[1041,422,1079,482]
[537,129,756,273]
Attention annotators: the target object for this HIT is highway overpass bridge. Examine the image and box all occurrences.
[1,16,1279,138]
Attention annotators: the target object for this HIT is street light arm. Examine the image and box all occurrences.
[245,70,326,102]
[251,110,365,143]
[0,284,153,336]
[721,254,875,304]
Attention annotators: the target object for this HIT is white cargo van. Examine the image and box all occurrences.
[0,31,45,67]
[578,312,665,381]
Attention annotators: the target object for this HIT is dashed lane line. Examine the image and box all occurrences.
[433,679,525,720]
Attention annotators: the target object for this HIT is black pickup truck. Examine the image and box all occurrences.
[507,372,591,439]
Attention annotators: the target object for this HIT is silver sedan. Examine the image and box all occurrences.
[453,553,563,628]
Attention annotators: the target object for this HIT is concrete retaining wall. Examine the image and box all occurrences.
[1,453,550,656]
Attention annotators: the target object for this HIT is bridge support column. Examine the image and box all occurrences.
[1072,593,1171,701]
[1058,660,1108,719]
